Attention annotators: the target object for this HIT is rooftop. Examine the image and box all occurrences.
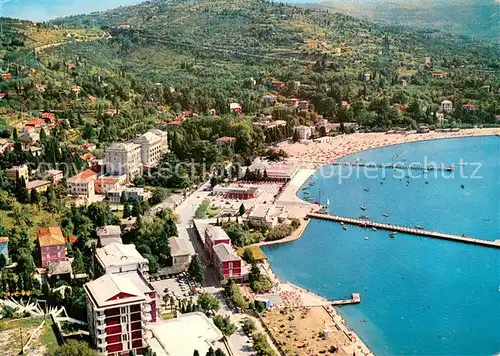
[106,142,140,152]
[169,236,195,257]
[84,272,146,308]
[96,242,148,268]
[205,225,230,243]
[213,243,240,263]
[149,312,223,356]
[38,227,65,247]
[96,225,122,237]
[45,169,63,176]
[216,136,236,142]
[26,180,51,190]
[68,169,97,182]
[135,131,162,144]
[48,260,73,276]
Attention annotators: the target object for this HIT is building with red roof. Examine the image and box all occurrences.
[68,169,97,197]
[38,226,67,267]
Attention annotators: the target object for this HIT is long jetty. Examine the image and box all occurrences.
[330,161,455,172]
[308,213,500,249]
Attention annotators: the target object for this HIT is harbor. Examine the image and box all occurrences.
[308,213,500,249]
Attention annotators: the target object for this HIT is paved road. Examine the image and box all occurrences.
[172,182,254,355]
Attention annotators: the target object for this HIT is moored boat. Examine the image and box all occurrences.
[359,215,369,220]
[361,206,367,210]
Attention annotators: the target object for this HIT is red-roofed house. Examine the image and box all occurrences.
[38,227,67,267]
[182,110,193,119]
[68,169,97,197]
[41,112,56,122]
[2,73,12,80]
[26,118,45,128]
[463,104,476,111]
[216,136,236,144]
[271,81,285,89]
[168,119,182,127]
[0,93,6,100]
[230,103,242,114]
[288,98,300,107]
[432,73,448,78]
[394,104,408,112]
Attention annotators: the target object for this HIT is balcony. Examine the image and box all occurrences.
[96,323,106,331]
[96,314,105,322]
[97,333,106,340]
[142,313,152,322]
[96,339,107,348]
[142,304,151,313]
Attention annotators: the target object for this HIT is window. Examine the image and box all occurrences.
[121,334,127,341]
[121,315,128,323]
[120,307,127,314]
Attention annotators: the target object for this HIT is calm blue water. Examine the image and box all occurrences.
[264,136,500,355]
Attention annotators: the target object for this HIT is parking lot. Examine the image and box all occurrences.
[151,273,202,300]
[209,182,283,213]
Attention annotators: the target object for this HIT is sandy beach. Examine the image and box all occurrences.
[279,128,500,165]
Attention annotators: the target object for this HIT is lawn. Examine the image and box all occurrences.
[0,316,59,355]
[0,206,61,240]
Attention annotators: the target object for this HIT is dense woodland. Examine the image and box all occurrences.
[0,0,498,323]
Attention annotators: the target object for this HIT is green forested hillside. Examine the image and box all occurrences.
[311,0,499,43]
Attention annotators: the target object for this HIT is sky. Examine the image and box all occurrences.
[0,0,145,21]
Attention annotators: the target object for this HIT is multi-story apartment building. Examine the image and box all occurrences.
[104,143,142,182]
[38,226,67,267]
[134,130,169,168]
[84,271,157,356]
[203,225,243,281]
[212,243,242,281]
[68,169,97,197]
[204,225,231,261]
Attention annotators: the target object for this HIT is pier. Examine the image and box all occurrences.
[330,293,361,306]
[308,213,500,249]
[330,161,455,172]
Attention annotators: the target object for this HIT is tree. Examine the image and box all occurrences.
[198,292,220,313]
[206,347,216,356]
[30,189,40,205]
[239,203,246,216]
[123,202,132,218]
[51,340,99,356]
[188,255,204,284]
[210,176,219,188]
[0,254,6,269]
[72,249,85,274]
[213,314,237,336]
[241,317,256,336]
[215,349,226,356]
[193,351,200,356]
[150,187,169,206]
[144,348,157,356]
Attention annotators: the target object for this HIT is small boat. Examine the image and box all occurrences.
[372,227,377,231]
[359,215,369,220]
[364,236,369,240]
[360,206,367,211]
[460,184,465,189]
[363,188,370,192]
[425,181,429,184]
[383,213,389,217]
[390,232,396,238]
[303,191,310,195]
[343,225,347,231]
[415,225,424,230]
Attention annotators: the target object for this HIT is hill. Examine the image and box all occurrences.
[309,0,499,42]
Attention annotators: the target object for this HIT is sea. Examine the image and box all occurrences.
[263,136,500,355]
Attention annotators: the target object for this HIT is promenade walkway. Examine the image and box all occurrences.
[308,213,500,249]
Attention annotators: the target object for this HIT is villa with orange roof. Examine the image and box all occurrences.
[68,169,97,197]
[38,227,67,267]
